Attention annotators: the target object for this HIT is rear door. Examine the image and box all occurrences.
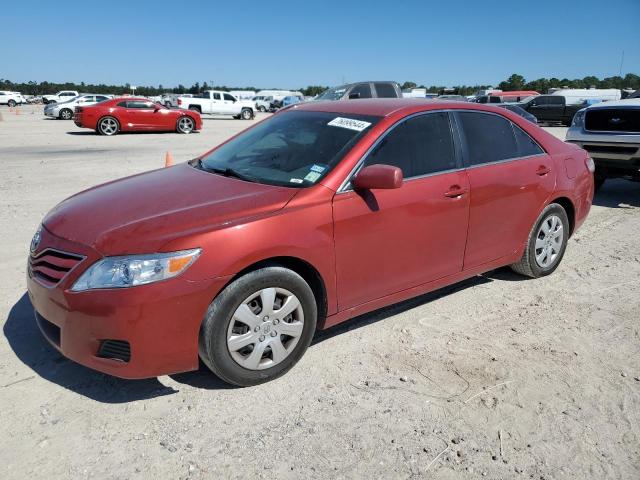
[547,96,565,122]
[454,111,554,268]
[333,111,469,309]
[210,92,224,114]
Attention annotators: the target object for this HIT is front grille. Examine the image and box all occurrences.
[97,340,131,362]
[585,108,640,133]
[35,312,61,347]
[29,249,84,287]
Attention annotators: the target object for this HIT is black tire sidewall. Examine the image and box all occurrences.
[241,108,252,120]
[98,116,119,135]
[526,204,570,277]
[60,109,72,119]
[177,116,193,133]
[200,267,317,386]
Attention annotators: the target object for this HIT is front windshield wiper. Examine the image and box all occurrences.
[195,159,258,183]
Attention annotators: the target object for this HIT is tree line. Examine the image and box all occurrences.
[1,73,638,97]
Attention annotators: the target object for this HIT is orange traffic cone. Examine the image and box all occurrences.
[164,151,173,167]
[15,107,20,115]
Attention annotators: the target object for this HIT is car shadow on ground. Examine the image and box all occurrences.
[3,293,178,403]
[592,179,640,208]
[66,131,200,136]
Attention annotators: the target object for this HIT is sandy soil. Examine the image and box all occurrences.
[1,105,638,479]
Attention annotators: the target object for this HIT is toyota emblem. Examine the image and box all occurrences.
[30,226,42,254]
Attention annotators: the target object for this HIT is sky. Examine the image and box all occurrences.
[2,0,639,89]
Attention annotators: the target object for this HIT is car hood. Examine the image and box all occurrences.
[584,98,640,110]
[43,163,298,255]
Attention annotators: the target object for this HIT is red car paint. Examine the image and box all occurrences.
[73,97,202,133]
[28,99,593,379]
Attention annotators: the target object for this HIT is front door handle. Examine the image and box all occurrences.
[444,185,467,198]
[536,165,551,176]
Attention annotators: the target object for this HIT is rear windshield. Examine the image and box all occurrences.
[197,110,380,187]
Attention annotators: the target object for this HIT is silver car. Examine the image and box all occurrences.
[44,94,113,120]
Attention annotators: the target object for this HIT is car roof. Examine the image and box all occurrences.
[291,98,486,117]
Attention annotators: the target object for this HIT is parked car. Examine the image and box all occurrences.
[73,97,202,135]
[281,96,302,108]
[44,94,113,120]
[42,90,80,104]
[315,81,402,101]
[253,95,274,112]
[0,91,26,107]
[566,98,640,190]
[549,88,621,105]
[176,90,255,119]
[497,104,538,124]
[28,99,593,386]
[517,95,586,125]
[436,95,468,102]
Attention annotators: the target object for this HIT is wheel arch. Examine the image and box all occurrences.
[226,256,328,324]
[548,196,575,236]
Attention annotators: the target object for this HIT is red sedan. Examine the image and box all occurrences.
[28,99,593,386]
[74,97,202,135]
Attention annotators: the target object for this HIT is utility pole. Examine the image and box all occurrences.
[618,50,625,77]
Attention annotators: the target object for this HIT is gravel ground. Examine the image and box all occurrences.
[1,105,639,479]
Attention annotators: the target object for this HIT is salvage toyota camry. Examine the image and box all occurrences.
[27,99,594,386]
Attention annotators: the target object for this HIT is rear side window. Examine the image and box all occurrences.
[213,93,221,100]
[374,83,397,98]
[349,83,372,99]
[532,96,549,106]
[457,112,519,165]
[548,96,564,105]
[364,112,457,178]
[513,124,544,156]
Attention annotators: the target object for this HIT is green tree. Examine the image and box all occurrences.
[401,81,417,90]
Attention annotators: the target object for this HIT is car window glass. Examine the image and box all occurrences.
[458,112,519,165]
[126,101,154,109]
[96,96,109,102]
[117,101,128,107]
[350,84,372,99]
[223,93,235,102]
[513,123,544,157]
[213,93,221,100]
[533,96,549,106]
[364,112,457,178]
[374,83,397,98]
[549,96,564,105]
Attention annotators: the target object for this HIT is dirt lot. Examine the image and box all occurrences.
[1,104,638,480]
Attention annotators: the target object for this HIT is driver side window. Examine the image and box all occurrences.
[363,112,457,179]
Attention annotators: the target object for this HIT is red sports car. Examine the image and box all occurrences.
[73,97,202,135]
[29,99,594,386]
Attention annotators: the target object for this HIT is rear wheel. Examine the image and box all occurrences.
[258,105,266,112]
[199,266,317,386]
[240,108,253,120]
[176,115,195,134]
[510,203,569,278]
[188,106,201,113]
[59,108,73,120]
[97,116,119,136]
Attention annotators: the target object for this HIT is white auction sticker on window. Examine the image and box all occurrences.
[327,117,371,132]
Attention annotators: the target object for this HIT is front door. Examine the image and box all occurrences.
[333,111,470,310]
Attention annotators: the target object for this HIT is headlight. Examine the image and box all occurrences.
[571,109,586,128]
[71,248,201,291]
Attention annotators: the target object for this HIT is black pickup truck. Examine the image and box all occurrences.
[517,95,585,125]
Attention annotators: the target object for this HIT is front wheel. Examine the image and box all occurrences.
[510,203,569,278]
[240,108,253,120]
[97,116,120,136]
[199,266,317,386]
[7,99,16,108]
[258,105,266,112]
[59,108,73,120]
[176,115,195,134]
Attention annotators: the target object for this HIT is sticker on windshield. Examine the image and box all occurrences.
[290,178,303,184]
[327,117,371,132]
[310,164,326,173]
[304,171,322,182]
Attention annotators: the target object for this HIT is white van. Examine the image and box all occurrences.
[550,89,621,105]
[229,90,256,100]
[256,90,302,101]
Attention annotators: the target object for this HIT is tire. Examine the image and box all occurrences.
[59,108,73,120]
[7,99,16,108]
[176,115,195,134]
[199,266,317,386]
[594,171,606,192]
[188,106,201,113]
[240,108,253,120]
[510,203,570,278]
[258,106,266,112]
[97,116,120,136]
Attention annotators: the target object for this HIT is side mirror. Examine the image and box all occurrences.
[352,164,403,190]
[348,92,361,99]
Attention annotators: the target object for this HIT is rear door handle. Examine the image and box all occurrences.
[444,185,467,198]
[536,165,551,176]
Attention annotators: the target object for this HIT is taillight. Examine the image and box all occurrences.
[177,99,182,106]
[75,106,83,113]
[585,157,595,173]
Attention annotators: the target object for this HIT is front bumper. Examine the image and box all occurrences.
[566,127,640,176]
[26,227,231,379]
[44,109,58,118]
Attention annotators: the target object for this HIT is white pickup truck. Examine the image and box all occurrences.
[176,91,255,119]
[42,90,80,104]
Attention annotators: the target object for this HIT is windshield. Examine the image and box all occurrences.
[519,96,537,103]
[316,86,348,101]
[197,110,380,187]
